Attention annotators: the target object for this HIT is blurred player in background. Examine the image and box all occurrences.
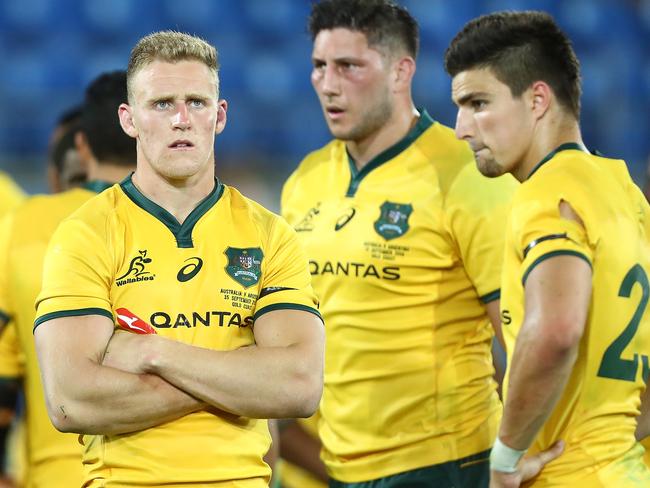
[46,106,86,193]
[281,1,517,486]
[0,70,136,488]
[447,10,650,487]
[34,31,323,487]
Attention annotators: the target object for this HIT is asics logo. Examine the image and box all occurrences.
[177,257,204,282]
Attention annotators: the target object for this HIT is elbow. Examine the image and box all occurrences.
[284,368,323,418]
[296,374,323,418]
[48,402,82,433]
[46,394,95,434]
[536,319,583,359]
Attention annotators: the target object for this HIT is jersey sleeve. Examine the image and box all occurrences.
[0,212,15,324]
[509,182,594,285]
[34,216,114,329]
[447,166,518,303]
[253,216,321,322]
[0,324,24,377]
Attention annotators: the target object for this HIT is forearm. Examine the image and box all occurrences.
[46,360,203,435]
[279,419,328,481]
[146,338,322,418]
[499,325,579,449]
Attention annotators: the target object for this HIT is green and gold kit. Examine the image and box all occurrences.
[35,176,320,487]
[282,111,517,482]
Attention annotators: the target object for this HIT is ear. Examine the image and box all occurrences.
[74,131,94,171]
[530,81,552,120]
[393,56,416,91]
[118,103,138,138]
[215,99,228,135]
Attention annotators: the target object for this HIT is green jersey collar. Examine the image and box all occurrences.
[83,180,114,193]
[120,174,224,248]
[527,142,585,180]
[346,109,434,197]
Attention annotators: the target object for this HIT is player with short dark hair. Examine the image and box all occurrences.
[281,1,517,486]
[0,70,135,488]
[447,10,650,487]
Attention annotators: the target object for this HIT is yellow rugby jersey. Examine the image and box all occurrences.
[0,170,25,217]
[500,144,650,486]
[0,182,111,488]
[282,111,517,482]
[35,176,320,487]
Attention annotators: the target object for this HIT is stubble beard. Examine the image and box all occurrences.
[476,155,505,178]
[329,96,393,143]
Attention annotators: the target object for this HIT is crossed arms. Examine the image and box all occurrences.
[34,309,324,435]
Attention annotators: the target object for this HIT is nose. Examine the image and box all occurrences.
[320,64,340,97]
[454,107,473,141]
[172,103,191,129]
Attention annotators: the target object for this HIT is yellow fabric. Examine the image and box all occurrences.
[36,177,320,487]
[279,415,327,488]
[0,171,25,217]
[500,148,650,485]
[0,189,96,488]
[643,437,650,467]
[282,113,517,482]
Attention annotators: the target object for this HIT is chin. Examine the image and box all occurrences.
[476,159,505,178]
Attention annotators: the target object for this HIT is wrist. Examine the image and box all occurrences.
[141,334,166,374]
[490,437,526,473]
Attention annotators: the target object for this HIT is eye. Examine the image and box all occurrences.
[154,100,171,110]
[471,99,487,110]
[339,61,357,71]
[189,99,205,108]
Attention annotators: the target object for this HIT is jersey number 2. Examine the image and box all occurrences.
[597,264,650,382]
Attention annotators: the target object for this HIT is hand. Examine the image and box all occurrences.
[490,440,564,488]
[102,329,156,374]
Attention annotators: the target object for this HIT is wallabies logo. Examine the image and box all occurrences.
[374,202,413,240]
[225,247,264,288]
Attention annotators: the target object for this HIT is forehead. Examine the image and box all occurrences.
[312,28,380,59]
[451,67,510,102]
[131,60,217,100]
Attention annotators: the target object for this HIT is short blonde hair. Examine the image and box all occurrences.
[127,30,220,102]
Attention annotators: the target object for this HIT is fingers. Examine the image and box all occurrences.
[519,440,565,482]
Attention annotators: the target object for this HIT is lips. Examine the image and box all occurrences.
[168,140,194,149]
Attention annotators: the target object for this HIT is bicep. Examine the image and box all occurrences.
[523,254,592,343]
[253,309,324,351]
[35,314,115,379]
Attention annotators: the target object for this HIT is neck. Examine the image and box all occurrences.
[88,161,135,186]
[347,102,419,171]
[131,162,215,225]
[514,112,584,182]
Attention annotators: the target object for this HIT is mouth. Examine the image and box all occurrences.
[168,140,195,150]
[325,106,345,119]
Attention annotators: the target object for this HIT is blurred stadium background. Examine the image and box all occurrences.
[0,0,648,211]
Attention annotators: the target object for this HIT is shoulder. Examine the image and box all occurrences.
[285,140,343,188]
[224,184,285,231]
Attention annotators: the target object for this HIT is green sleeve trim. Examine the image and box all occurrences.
[480,289,500,304]
[0,309,11,325]
[522,250,592,285]
[33,307,114,332]
[253,303,323,323]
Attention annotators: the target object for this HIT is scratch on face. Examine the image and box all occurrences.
[59,405,67,419]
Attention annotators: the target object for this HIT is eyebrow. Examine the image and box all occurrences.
[454,91,489,106]
[146,93,210,103]
[312,56,363,65]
